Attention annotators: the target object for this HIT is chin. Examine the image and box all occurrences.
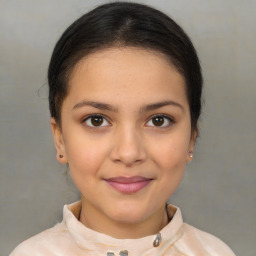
[106,204,150,224]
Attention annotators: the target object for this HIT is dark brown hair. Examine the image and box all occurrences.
[48,2,202,130]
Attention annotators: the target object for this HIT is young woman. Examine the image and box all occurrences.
[10,2,235,255]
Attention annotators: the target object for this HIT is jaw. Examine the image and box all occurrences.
[80,194,168,239]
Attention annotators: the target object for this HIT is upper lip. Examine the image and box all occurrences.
[104,176,153,184]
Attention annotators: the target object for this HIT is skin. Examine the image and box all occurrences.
[51,47,196,239]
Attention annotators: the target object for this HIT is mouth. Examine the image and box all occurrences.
[104,176,153,194]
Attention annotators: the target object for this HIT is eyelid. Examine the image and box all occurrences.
[145,114,174,127]
[82,114,111,128]
[81,113,174,129]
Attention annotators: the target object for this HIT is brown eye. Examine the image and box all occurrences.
[84,115,109,127]
[146,115,173,127]
[152,116,164,126]
[91,116,103,126]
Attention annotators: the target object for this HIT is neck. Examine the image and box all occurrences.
[79,198,169,239]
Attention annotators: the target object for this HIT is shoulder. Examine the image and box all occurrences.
[180,223,236,255]
[165,204,236,255]
[9,222,71,256]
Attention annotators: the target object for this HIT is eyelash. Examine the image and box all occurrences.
[146,114,174,128]
[82,114,174,130]
[82,114,111,130]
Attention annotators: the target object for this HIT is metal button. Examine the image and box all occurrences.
[153,232,162,247]
[119,250,128,256]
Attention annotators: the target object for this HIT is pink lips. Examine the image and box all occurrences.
[105,176,152,194]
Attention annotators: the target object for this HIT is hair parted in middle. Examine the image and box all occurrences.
[48,1,202,131]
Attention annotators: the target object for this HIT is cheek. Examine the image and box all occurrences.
[150,134,189,170]
[151,137,189,197]
[64,136,109,197]
[64,133,109,177]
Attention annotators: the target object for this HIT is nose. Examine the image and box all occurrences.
[110,125,147,167]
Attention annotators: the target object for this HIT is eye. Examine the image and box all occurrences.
[83,115,110,128]
[146,115,173,127]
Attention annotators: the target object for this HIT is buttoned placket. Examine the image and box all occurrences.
[107,250,129,256]
[106,232,162,255]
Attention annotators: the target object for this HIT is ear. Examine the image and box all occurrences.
[186,128,198,163]
[51,118,67,164]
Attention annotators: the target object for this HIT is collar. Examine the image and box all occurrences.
[63,201,184,255]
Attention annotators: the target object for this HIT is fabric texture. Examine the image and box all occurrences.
[10,201,235,256]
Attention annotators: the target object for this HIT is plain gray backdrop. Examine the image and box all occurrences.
[1,0,255,255]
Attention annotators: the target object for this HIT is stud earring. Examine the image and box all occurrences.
[59,154,64,159]
[188,150,193,158]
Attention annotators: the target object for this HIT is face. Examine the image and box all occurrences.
[52,47,196,226]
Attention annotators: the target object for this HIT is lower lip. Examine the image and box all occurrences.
[105,180,152,194]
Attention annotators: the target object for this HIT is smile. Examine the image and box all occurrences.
[104,176,153,194]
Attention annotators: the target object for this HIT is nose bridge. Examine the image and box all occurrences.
[111,123,146,166]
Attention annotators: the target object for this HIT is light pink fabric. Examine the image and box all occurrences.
[10,201,235,255]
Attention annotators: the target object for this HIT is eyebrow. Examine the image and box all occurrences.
[73,100,118,112]
[72,100,184,112]
[139,100,184,113]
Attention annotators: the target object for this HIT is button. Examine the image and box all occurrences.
[153,232,162,247]
[119,250,128,256]
[107,252,115,256]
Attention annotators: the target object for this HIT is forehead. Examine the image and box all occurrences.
[66,47,188,109]
[71,47,181,80]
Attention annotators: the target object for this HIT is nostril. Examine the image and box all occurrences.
[109,130,147,166]
[110,144,147,166]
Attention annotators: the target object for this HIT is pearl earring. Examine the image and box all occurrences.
[188,150,193,158]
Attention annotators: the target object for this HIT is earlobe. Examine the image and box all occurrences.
[186,150,194,162]
[50,118,67,164]
[186,129,197,162]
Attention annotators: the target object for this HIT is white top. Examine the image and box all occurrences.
[10,201,235,255]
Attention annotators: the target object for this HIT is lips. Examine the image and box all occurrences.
[104,176,153,194]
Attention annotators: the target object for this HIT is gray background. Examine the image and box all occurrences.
[1,0,255,255]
